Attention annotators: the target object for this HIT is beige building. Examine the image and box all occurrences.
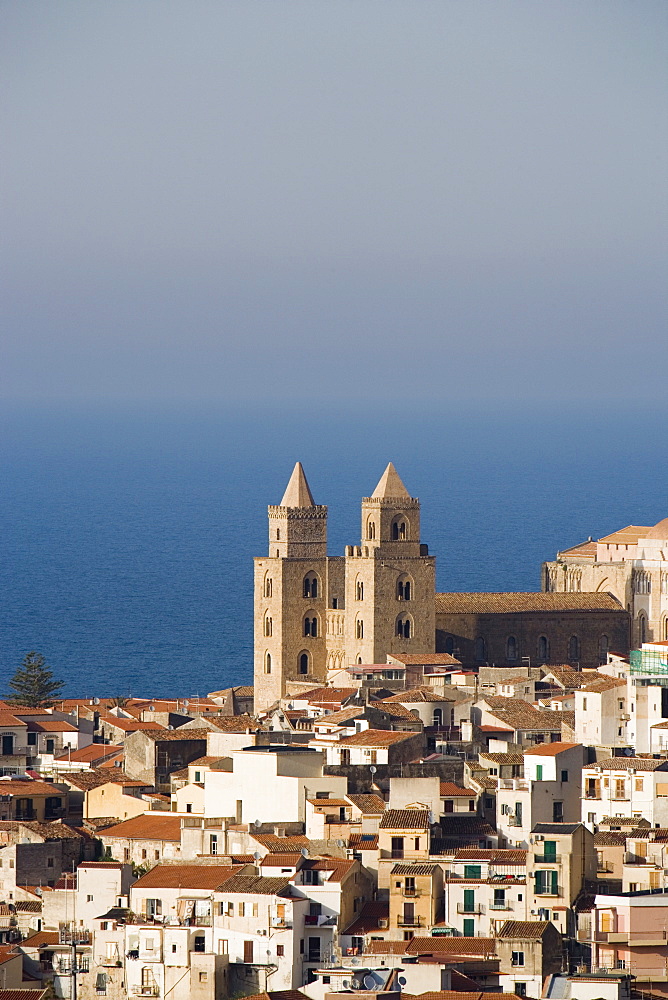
[254,462,436,710]
[543,518,668,648]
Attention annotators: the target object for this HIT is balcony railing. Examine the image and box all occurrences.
[457,903,485,914]
[15,809,36,821]
[131,988,159,997]
[397,916,423,927]
[402,888,423,897]
[508,816,523,827]
[534,854,559,864]
[489,901,512,910]
[391,850,405,859]
[585,791,600,799]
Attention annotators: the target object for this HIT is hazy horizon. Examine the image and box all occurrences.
[2,1,667,406]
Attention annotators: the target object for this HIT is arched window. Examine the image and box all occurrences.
[506,636,518,661]
[391,516,408,541]
[432,708,442,727]
[356,580,364,601]
[537,636,549,662]
[367,520,376,540]
[304,616,318,637]
[264,652,271,675]
[397,576,413,601]
[639,615,647,644]
[475,637,486,662]
[396,616,412,639]
[299,652,309,675]
[568,635,580,662]
[664,617,668,641]
[264,615,272,637]
[356,619,364,639]
[264,576,272,598]
[303,573,318,599]
[599,634,609,664]
[444,635,455,655]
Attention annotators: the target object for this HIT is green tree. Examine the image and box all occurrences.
[8,651,63,708]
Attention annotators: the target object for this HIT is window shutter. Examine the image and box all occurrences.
[551,870,558,894]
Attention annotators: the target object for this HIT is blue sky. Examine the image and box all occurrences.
[2,1,666,404]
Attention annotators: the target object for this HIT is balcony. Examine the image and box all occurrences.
[508,816,523,827]
[534,854,559,864]
[585,791,601,799]
[15,809,36,821]
[402,888,423,897]
[397,916,423,927]
[596,929,668,946]
[131,988,159,997]
[391,850,405,860]
[489,902,512,910]
[457,903,485,914]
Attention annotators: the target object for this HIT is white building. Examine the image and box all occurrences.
[582,756,668,829]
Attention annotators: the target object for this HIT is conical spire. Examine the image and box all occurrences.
[280,462,316,507]
[371,462,410,499]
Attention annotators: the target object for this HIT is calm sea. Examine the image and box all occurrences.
[1,402,667,699]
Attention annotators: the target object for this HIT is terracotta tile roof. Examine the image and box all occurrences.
[440,782,476,797]
[380,808,430,830]
[313,706,364,725]
[296,688,357,705]
[300,857,355,882]
[558,539,598,558]
[140,728,210,741]
[454,849,527,863]
[482,700,565,732]
[348,833,378,849]
[217,874,293,896]
[388,654,462,666]
[97,714,165,732]
[25,720,78,733]
[435,592,624,613]
[579,676,627,693]
[188,756,227,767]
[523,742,580,756]
[99,814,182,841]
[598,525,652,544]
[208,716,266,732]
[240,991,307,1000]
[0,779,67,796]
[0,713,27,727]
[405,936,496,956]
[307,798,350,807]
[132,863,244,889]
[14,901,42,912]
[479,752,524,765]
[260,854,302,868]
[346,793,386,814]
[497,920,550,939]
[375,703,424,720]
[54,744,123,764]
[20,931,60,949]
[391,863,439,875]
[342,899,388,936]
[252,834,310,851]
[338,729,417,747]
[382,688,454,704]
[541,667,586,688]
[594,832,627,846]
[59,769,144,790]
[588,757,668,772]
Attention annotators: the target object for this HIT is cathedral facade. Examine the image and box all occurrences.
[542,519,668,648]
[254,462,435,710]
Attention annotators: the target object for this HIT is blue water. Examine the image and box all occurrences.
[2,402,667,698]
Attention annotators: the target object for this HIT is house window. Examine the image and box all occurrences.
[512,952,525,967]
[356,619,364,639]
[304,616,318,637]
[264,615,272,637]
[299,652,309,675]
[397,577,412,601]
[367,520,376,540]
[303,573,318,598]
[537,636,549,662]
[568,635,580,661]
[277,945,284,957]
[506,636,518,661]
[264,576,272,598]
[356,581,364,601]
[536,765,543,781]
[561,770,569,782]
[475,636,487,662]
[515,984,527,996]
[265,652,271,674]
[396,616,412,639]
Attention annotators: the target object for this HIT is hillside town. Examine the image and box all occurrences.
[2,464,668,1000]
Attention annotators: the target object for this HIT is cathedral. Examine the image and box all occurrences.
[254,462,435,710]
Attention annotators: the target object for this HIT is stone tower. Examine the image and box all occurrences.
[253,462,436,711]
[340,463,436,668]
[254,463,329,709]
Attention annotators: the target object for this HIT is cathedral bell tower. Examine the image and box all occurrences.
[254,463,328,710]
[342,462,435,667]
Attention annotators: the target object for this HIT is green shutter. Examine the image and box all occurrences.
[463,918,475,936]
[463,889,475,912]
[543,840,556,860]
[534,872,541,894]
[551,870,558,894]
[464,865,481,879]
[536,765,543,781]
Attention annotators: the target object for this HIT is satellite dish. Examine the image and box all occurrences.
[336,839,344,848]
[266,949,271,957]
[167,725,174,731]
[364,975,376,989]
[254,819,262,829]
[398,977,407,986]
[351,958,360,966]
[428,811,435,825]
[300,847,309,858]
[93,697,100,706]
[149,705,155,712]
[624,748,633,756]
[369,765,377,774]
[183,700,189,707]
[342,981,350,989]
[253,851,261,861]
